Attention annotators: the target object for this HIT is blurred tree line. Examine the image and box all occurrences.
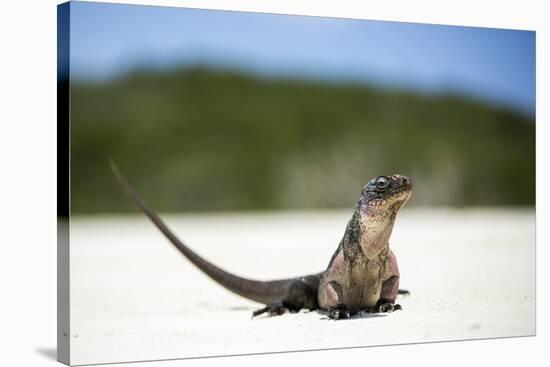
[70,67,535,213]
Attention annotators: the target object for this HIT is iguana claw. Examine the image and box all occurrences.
[367,302,402,313]
[328,304,355,320]
[252,302,289,317]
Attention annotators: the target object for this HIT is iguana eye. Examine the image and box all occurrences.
[376,177,390,189]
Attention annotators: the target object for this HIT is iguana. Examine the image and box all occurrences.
[110,160,412,320]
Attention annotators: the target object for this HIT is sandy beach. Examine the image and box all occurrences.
[67,208,535,365]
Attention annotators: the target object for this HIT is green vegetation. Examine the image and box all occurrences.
[70,67,535,213]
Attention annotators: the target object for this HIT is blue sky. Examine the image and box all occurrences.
[68,1,536,115]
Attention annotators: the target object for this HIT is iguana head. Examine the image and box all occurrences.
[360,174,412,213]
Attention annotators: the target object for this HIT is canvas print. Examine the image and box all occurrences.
[57,1,536,365]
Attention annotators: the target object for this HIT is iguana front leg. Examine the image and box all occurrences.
[367,250,403,313]
[324,281,359,320]
[365,275,402,313]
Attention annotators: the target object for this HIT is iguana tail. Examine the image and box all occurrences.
[109,159,296,305]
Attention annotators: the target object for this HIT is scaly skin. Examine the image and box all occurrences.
[110,160,412,320]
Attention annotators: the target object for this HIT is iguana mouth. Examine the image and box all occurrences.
[385,186,412,206]
[385,179,412,205]
[387,186,411,198]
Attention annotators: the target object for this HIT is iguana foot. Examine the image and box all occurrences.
[252,302,289,318]
[328,304,356,320]
[366,302,402,313]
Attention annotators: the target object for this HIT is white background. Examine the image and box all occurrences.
[0,0,546,366]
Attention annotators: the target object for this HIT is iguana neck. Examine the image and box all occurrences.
[343,207,397,260]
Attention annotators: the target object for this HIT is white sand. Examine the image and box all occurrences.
[68,208,535,365]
